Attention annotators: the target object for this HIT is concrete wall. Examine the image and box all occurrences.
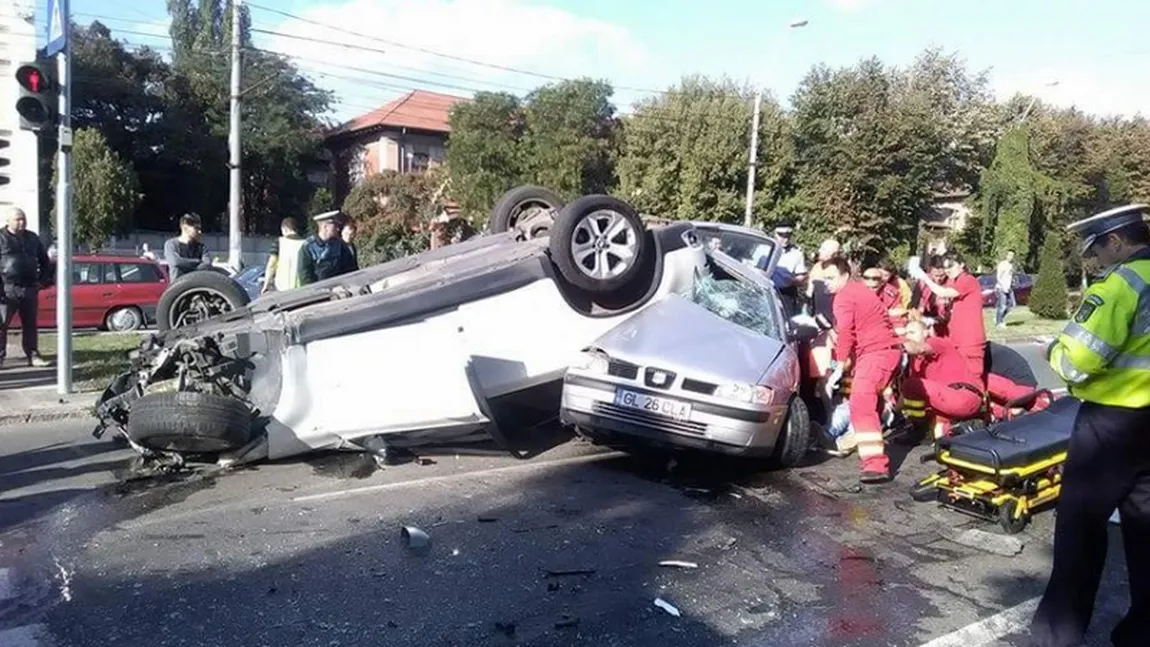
[102,230,279,269]
[0,5,41,233]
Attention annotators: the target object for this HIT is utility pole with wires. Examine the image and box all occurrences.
[744,18,809,228]
[227,0,243,269]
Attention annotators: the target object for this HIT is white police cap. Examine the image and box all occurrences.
[1066,204,1148,253]
[313,210,341,223]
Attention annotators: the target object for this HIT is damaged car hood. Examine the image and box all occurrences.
[589,294,786,385]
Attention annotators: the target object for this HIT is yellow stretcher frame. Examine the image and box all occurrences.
[912,446,1067,534]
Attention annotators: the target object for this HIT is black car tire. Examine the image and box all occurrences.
[488,185,564,236]
[548,195,650,295]
[128,391,253,454]
[772,395,812,469]
[157,270,250,331]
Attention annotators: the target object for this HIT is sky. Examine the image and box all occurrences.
[26,0,1150,124]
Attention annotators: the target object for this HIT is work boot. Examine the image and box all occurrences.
[28,354,51,368]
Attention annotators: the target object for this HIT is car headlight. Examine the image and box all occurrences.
[714,382,773,405]
[572,349,610,375]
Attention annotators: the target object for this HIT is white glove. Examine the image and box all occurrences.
[907,257,927,282]
[824,363,845,401]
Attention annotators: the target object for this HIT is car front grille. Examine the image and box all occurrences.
[591,402,708,436]
[607,359,640,379]
[680,378,718,395]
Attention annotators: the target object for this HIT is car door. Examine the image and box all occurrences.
[75,261,111,328]
[113,261,167,321]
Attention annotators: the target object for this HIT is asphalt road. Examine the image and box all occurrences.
[0,343,1131,647]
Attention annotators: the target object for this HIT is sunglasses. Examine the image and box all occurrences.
[862,274,883,281]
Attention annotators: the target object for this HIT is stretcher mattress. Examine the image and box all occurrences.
[942,397,1081,470]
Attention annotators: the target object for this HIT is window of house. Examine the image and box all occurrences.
[410,152,430,172]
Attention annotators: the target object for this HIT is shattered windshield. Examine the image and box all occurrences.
[689,262,783,340]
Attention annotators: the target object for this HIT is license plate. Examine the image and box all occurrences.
[614,388,692,421]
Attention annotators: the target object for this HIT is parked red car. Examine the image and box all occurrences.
[977,273,1034,308]
[29,255,169,331]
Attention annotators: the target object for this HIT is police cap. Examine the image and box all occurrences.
[313,210,342,224]
[774,223,795,235]
[1066,204,1148,254]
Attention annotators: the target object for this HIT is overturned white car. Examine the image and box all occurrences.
[95,192,789,468]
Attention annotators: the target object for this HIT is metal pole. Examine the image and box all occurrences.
[227,0,243,268]
[55,19,73,395]
[743,90,762,228]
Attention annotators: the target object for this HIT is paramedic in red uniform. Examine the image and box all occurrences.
[863,263,910,335]
[911,255,951,336]
[822,257,903,483]
[900,320,984,440]
[912,254,986,383]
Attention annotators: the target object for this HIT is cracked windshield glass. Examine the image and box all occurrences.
[1,0,1142,645]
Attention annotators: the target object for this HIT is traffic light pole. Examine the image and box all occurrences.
[55,44,73,394]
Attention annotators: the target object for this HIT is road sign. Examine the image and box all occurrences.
[46,0,68,57]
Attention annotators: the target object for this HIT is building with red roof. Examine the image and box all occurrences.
[325,90,468,202]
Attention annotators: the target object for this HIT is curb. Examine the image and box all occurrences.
[0,402,98,428]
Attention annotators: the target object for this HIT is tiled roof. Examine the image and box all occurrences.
[328,90,468,138]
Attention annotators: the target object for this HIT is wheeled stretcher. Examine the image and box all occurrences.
[911,395,1081,534]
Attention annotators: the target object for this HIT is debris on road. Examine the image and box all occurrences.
[658,560,699,569]
[937,527,1024,556]
[543,568,596,578]
[477,515,499,523]
[653,597,681,617]
[494,621,516,637]
[554,614,580,629]
[401,525,431,552]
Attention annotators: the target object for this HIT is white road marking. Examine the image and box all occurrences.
[0,567,13,601]
[917,596,1039,647]
[0,624,52,647]
[292,451,624,503]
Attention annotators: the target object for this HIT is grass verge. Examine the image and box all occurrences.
[984,306,1067,342]
[33,332,144,391]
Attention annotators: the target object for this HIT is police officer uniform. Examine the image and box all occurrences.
[1030,204,1150,647]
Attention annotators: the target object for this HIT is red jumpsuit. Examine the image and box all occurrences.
[878,280,908,334]
[833,281,903,475]
[901,337,984,439]
[941,272,987,384]
[916,278,950,338]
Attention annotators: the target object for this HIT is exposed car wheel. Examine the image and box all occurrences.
[548,195,650,295]
[157,270,251,331]
[128,392,253,454]
[771,396,812,468]
[488,185,564,238]
[105,306,144,332]
[998,499,1030,534]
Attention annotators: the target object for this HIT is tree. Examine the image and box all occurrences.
[341,169,448,265]
[445,92,525,219]
[1029,233,1070,319]
[520,78,619,199]
[617,76,789,225]
[55,129,141,251]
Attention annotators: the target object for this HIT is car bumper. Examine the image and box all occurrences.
[559,373,785,457]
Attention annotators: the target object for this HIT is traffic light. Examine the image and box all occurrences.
[0,137,9,186]
[14,61,58,132]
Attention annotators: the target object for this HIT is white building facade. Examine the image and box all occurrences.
[0,0,41,233]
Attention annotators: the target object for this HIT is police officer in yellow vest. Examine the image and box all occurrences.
[1030,204,1150,647]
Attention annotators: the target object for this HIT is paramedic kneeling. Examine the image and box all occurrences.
[1029,204,1150,647]
[900,320,983,441]
[822,257,903,484]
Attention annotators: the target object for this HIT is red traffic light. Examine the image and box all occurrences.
[16,64,51,93]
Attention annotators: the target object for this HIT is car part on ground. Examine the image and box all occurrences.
[156,269,251,332]
[93,193,711,471]
[488,185,565,240]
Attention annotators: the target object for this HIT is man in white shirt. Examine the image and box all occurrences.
[994,250,1016,328]
[774,224,808,280]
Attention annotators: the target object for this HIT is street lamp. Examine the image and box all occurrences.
[1019,80,1060,122]
[744,18,810,227]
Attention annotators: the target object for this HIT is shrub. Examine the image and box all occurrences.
[1028,233,1070,319]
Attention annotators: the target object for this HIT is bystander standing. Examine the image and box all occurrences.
[0,207,52,368]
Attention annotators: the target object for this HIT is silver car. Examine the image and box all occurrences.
[560,227,814,467]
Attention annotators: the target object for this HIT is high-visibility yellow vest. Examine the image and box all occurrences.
[273,235,306,292]
[1049,249,1150,408]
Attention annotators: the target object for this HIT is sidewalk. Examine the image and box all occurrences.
[0,348,100,426]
